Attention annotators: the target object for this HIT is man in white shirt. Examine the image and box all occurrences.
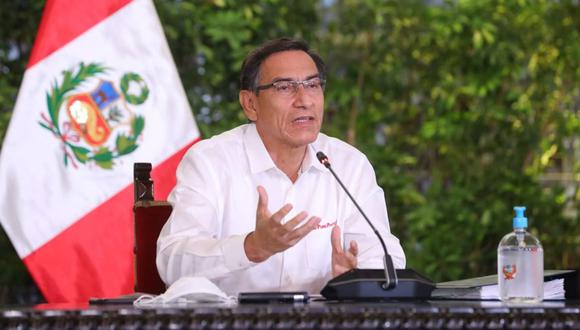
[156,38,405,294]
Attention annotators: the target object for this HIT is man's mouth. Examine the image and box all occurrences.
[292,116,315,123]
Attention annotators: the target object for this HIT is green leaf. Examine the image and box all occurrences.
[70,145,91,164]
[92,147,114,169]
[116,134,138,155]
[38,121,57,135]
[119,144,138,156]
[95,159,113,170]
[84,62,107,76]
[131,116,145,138]
[46,88,60,130]
[92,147,113,162]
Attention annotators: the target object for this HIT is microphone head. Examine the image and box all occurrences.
[316,151,331,168]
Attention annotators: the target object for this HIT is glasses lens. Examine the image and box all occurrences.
[269,77,325,96]
[273,81,294,94]
[304,78,323,90]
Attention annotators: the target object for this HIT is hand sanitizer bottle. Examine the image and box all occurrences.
[498,206,544,303]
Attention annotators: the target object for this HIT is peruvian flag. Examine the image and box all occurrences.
[0,0,198,303]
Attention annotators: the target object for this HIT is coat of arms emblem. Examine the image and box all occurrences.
[39,62,149,169]
[502,264,517,280]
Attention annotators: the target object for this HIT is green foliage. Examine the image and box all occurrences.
[70,145,90,164]
[0,0,578,293]
[154,0,320,136]
[0,0,44,288]
[318,0,580,281]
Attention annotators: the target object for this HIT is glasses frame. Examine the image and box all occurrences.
[254,76,326,96]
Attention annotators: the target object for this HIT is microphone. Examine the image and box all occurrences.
[317,151,398,290]
[316,151,435,300]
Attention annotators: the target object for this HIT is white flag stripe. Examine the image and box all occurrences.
[0,0,197,258]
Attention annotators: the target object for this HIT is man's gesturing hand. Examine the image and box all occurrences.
[331,225,358,277]
[244,185,321,263]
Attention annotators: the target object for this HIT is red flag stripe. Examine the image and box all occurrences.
[28,0,132,68]
[23,139,198,303]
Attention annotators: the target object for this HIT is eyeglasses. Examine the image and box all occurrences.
[255,77,326,96]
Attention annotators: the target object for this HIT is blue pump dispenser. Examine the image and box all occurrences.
[513,206,528,229]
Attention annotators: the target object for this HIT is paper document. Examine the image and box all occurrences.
[432,270,572,300]
[479,278,564,300]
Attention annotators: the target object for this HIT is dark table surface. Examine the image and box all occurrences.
[1,298,579,330]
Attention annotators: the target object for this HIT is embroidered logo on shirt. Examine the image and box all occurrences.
[315,220,337,230]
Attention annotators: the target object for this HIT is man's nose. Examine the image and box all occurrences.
[292,84,314,107]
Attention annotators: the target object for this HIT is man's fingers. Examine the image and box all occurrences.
[271,203,293,223]
[283,211,308,231]
[348,240,359,257]
[330,225,358,275]
[347,241,358,267]
[331,225,342,253]
[287,216,320,242]
[346,252,358,268]
[256,186,269,217]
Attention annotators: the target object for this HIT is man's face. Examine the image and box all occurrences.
[244,50,324,150]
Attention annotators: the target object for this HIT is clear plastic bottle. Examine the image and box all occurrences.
[498,206,544,303]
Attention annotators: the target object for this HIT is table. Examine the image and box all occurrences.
[1,299,579,329]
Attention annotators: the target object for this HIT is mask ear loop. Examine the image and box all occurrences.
[224,295,238,305]
[195,294,238,304]
[133,294,162,307]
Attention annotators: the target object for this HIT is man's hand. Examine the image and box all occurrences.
[331,225,358,277]
[244,185,321,262]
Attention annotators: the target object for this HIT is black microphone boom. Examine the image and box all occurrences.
[317,152,398,290]
[316,151,435,300]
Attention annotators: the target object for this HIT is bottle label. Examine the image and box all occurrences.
[498,246,544,302]
[502,264,517,280]
[520,246,540,252]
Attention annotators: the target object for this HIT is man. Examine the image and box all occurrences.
[157,38,405,294]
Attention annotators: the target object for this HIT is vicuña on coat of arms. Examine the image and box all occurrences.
[39,62,149,169]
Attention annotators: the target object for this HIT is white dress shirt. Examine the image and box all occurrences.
[156,123,406,295]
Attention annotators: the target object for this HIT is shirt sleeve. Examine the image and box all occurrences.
[342,156,406,270]
[156,148,255,286]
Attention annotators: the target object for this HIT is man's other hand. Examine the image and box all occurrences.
[331,225,358,277]
[244,185,321,262]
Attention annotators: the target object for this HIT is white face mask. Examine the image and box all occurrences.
[134,276,236,306]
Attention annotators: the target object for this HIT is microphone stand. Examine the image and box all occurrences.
[316,151,434,300]
[317,152,397,290]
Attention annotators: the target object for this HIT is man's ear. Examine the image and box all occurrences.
[239,90,258,122]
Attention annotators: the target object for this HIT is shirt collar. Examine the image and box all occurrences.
[243,123,327,174]
[244,123,276,174]
[303,141,328,173]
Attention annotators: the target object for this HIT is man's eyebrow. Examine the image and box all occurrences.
[270,77,293,83]
[269,73,320,83]
[304,73,320,80]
